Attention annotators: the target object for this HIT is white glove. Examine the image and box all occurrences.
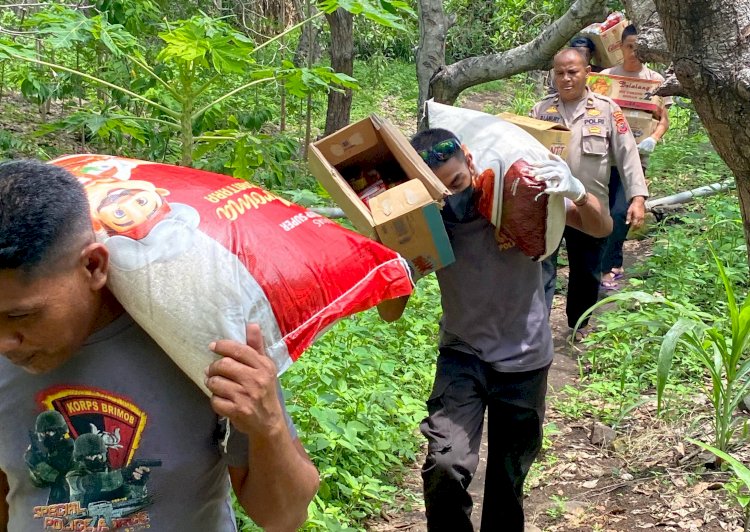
[530,155,586,203]
[637,136,657,154]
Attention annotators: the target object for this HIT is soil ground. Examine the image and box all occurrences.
[366,238,745,532]
[366,89,746,532]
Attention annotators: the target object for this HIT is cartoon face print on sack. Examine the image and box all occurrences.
[85,179,172,240]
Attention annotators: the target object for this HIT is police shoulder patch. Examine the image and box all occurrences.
[613,110,629,134]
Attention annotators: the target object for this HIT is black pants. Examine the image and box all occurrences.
[420,349,550,532]
[542,226,607,328]
[600,167,629,273]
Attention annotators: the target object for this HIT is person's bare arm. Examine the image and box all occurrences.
[206,325,319,531]
[227,436,318,531]
[1,468,8,532]
[565,193,613,238]
[650,104,670,141]
[377,295,410,322]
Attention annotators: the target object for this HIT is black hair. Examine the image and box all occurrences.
[0,159,93,274]
[622,24,638,42]
[553,47,590,68]
[569,36,596,52]
[409,127,466,170]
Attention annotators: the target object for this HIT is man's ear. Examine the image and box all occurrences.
[586,65,592,75]
[463,147,477,176]
[81,242,109,290]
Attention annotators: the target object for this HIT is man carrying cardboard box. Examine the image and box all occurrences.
[598,24,672,289]
[380,129,611,531]
[530,48,648,340]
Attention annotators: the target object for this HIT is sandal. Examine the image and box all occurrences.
[600,279,620,291]
[567,327,591,344]
[610,268,624,281]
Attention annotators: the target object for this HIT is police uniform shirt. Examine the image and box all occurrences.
[531,87,648,216]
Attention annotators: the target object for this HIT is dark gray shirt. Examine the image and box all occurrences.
[0,313,294,532]
[436,216,553,372]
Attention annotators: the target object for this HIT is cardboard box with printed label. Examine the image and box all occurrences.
[622,109,658,143]
[587,73,664,114]
[497,112,571,160]
[581,14,628,68]
[308,115,454,278]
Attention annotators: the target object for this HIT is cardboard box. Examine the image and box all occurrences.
[581,15,628,68]
[622,109,658,143]
[587,73,664,113]
[497,112,571,160]
[369,180,455,279]
[308,115,454,277]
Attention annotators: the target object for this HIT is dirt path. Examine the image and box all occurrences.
[367,236,744,532]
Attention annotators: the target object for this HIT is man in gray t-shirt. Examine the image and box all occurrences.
[0,160,319,532]
[382,129,611,532]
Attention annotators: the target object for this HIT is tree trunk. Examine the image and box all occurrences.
[416,0,608,122]
[654,0,750,266]
[415,0,450,127]
[622,0,671,63]
[292,0,321,67]
[324,9,354,136]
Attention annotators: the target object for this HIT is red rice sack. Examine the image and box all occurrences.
[425,101,566,260]
[51,155,414,394]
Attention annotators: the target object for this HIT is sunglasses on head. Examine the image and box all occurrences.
[418,138,461,165]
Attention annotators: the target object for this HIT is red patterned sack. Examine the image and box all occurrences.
[51,155,413,394]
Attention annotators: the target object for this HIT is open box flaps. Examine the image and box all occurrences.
[308,115,455,277]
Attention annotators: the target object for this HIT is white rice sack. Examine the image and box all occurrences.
[425,100,566,260]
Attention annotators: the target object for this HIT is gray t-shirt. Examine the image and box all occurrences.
[0,313,295,532]
[436,216,553,372]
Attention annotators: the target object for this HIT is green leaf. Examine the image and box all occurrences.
[688,438,750,489]
[657,318,702,412]
[208,36,254,74]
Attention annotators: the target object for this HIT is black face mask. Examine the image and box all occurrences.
[442,185,477,223]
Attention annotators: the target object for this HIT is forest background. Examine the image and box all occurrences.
[0,0,748,530]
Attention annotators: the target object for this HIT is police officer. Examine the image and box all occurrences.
[531,47,648,339]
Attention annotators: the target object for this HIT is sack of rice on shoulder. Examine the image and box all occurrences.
[425,101,565,261]
[51,155,414,395]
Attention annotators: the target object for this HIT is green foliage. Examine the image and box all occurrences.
[688,438,750,523]
[0,0,398,178]
[559,194,746,430]
[350,58,418,127]
[647,105,731,196]
[444,0,570,61]
[235,278,441,531]
[573,233,750,453]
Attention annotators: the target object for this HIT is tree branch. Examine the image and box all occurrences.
[427,0,609,105]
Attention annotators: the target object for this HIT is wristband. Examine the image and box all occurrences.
[573,192,588,207]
